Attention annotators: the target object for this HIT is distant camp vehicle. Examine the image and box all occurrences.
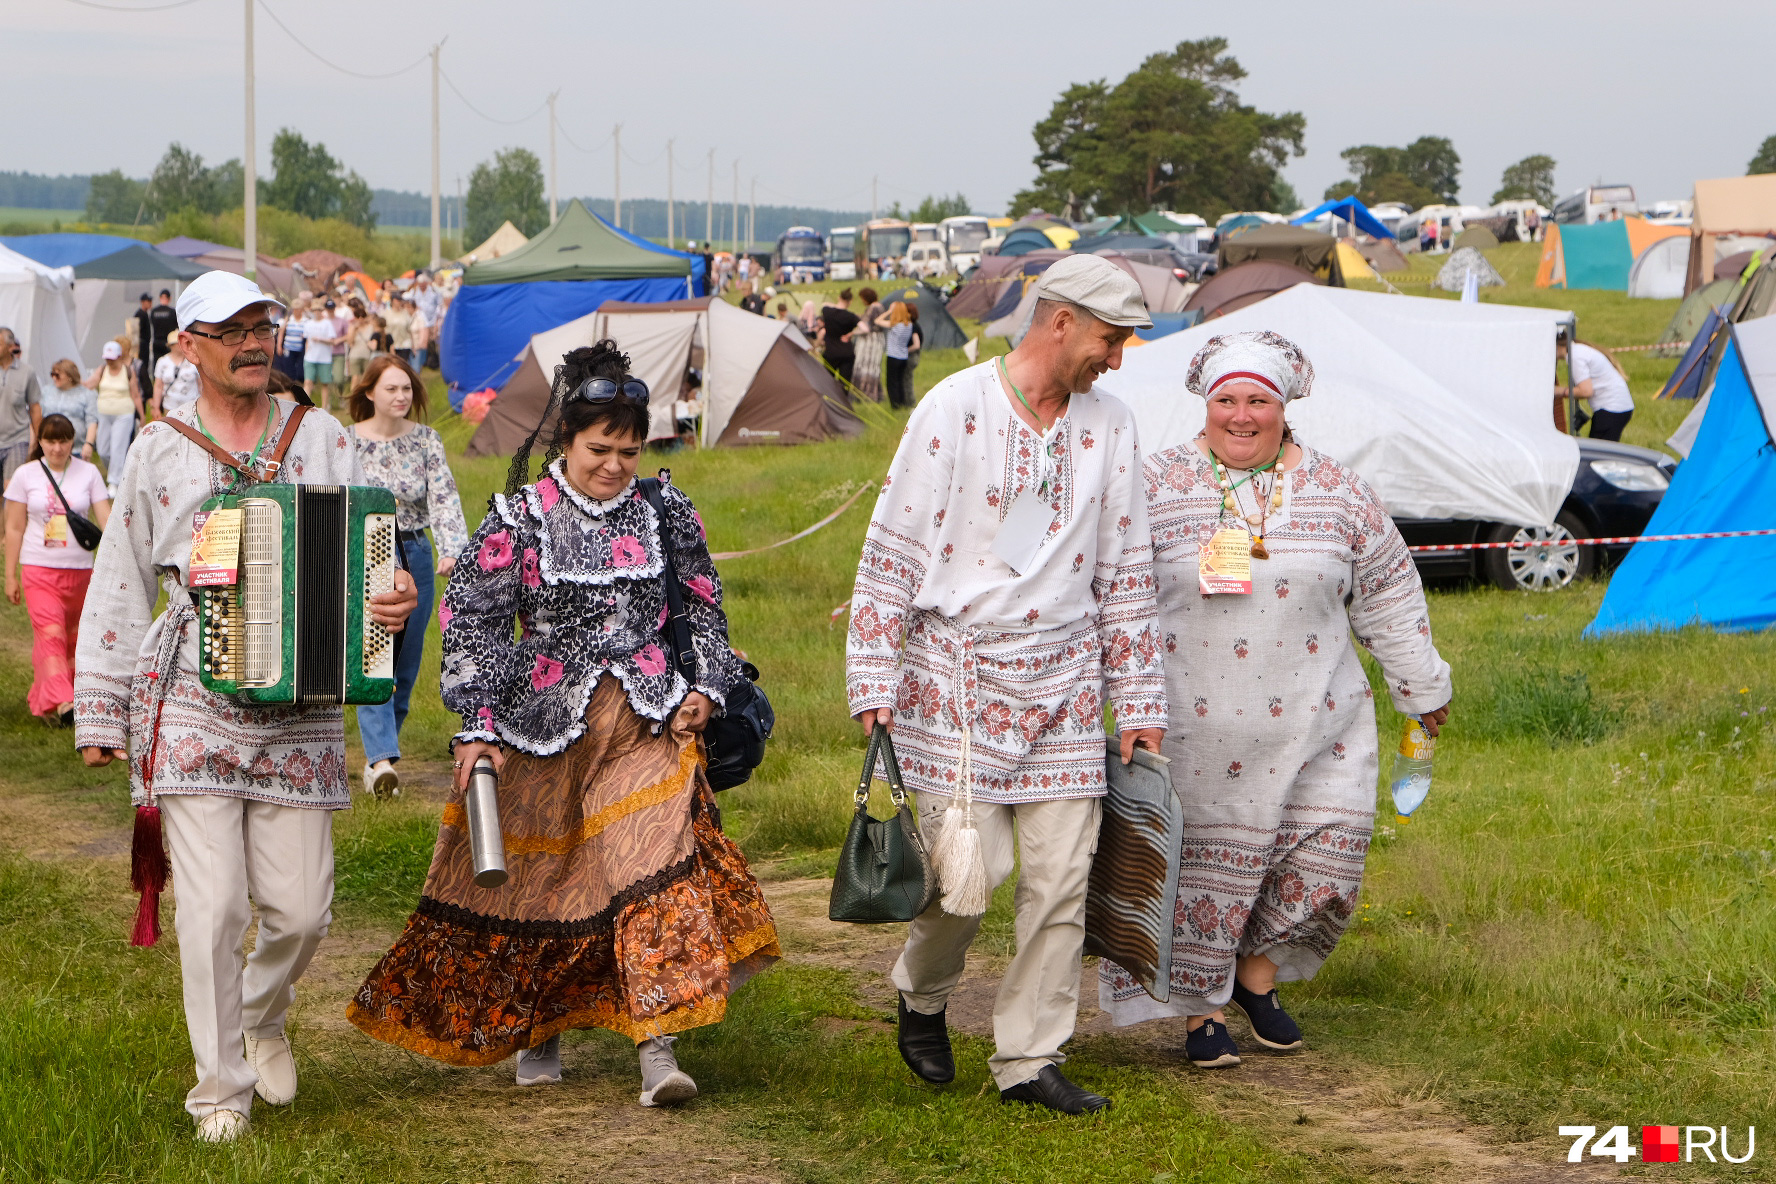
[1553,184,1639,225]
[939,215,992,271]
[856,219,913,279]
[827,226,858,281]
[774,227,827,284]
[906,241,949,278]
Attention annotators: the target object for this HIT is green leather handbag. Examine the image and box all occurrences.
[828,725,936,924]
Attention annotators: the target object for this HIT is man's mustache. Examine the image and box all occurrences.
[230,350,271,371]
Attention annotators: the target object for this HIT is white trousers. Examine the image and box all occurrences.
[161,794,334,1120]
[891,794,1101,1090]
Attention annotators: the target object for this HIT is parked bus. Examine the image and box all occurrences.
[828,226,857,281]
[774,226,827,284]
[857,219,913,278]
[1552,184,1639,225]
[939,215,992,271]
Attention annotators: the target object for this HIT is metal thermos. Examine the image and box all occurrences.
[466,756,508,888]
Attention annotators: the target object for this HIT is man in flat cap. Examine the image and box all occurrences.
[844,254,1167,1113]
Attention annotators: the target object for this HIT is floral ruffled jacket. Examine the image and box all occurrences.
[440,461,744,756]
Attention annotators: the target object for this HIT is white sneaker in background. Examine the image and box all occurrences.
[243,1032,298,1105]
[364,760,400,800]
[515,1035,561,1085]
[638,1035,697,1107]
[195,1109,250,1142]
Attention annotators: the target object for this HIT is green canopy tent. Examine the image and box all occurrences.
[461,199,694,285]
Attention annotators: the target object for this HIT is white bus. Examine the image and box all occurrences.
[1552,185,1639,225]
[939,215,992,271]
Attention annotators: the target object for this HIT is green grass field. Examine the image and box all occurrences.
[0,275,1771,1181]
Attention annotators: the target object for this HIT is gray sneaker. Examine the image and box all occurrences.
[637,1035,697,1107]
[515,1035,561,1085]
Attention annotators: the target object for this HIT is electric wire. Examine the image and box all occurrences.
[257,2,428,79]
[59,0,200,10]
[439,67,549,125]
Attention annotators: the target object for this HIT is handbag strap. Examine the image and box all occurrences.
[37,459,75,517]
[161,402,311,484]
[858,722,909,808]
[636,474,700,680]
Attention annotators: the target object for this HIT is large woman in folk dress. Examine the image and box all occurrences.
[1099,330,1452,1069]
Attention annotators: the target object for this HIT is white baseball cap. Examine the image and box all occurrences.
[175,270,285,330]
[102,341,123,360]
[1032,254,1152,328]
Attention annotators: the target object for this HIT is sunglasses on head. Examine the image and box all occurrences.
[573,376,649,406]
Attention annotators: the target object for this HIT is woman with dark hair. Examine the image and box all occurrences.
[348,353,468,798]
[3,413,110,724]
[349,342,779,1105]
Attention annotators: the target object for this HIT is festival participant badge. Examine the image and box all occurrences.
[189,507,243,587]
[1198,528,1253,595]
[42,513,69,548]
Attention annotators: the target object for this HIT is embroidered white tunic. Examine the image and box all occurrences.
[845,361,1166,804]
[73,401,370,809]
[1100,441,1451,1021]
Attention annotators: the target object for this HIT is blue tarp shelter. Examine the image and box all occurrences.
[1657,308,1728,399]
[155,235,231,258]
[0,232,150,269]
[1292,198,1396,240]
[441,200,703,405]
[1587,319,1776,636]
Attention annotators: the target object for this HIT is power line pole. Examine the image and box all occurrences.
[731,159,740,256]
[749,176,756,250]
[455,175,463,246]
[242,0,256,281]
[872,175,878,222]
[666,139,675,247]
[705,148,714,246]
[547,92,558,224]
[613,124,622,227]
[429,43,441,268]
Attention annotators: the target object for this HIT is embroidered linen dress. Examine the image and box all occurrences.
[72,401,369,808]
[845,361,1166,804]
[1100,442,1450,1022]
[349,465,779,1061]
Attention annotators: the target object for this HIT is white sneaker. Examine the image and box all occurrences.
[515,1035,561,1085]
[195,1109,250,1142]
[243,1033,298,1105]
[638,1035,697,1107]
[364,760,400,800]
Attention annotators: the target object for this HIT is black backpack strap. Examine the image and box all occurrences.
[637,474,699,681]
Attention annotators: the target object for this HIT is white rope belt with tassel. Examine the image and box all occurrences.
[928,621,989,917]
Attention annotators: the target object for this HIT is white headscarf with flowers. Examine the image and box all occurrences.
[1185,330,1315,403]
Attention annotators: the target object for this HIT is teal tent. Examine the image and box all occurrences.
[1555,221,1632,290]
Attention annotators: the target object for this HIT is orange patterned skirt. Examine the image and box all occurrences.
[347,676,780,1065]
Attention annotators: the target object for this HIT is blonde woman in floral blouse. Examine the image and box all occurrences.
[348,354,469,798]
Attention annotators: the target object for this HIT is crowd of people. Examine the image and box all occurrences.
[0,252,1469,1141]
[271,271,448,414]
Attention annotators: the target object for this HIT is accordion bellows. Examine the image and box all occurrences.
[197,483,398,706]
[1084,742,1182,1003]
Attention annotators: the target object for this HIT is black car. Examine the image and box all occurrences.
[1396,437,1676,591]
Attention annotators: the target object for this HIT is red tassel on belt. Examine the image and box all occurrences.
[129,671,172,948]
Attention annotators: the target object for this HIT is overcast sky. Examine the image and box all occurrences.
[11,0,1773,215]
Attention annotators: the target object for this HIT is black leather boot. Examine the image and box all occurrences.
[897,995,955,1084]
[999,1064,1110,1114]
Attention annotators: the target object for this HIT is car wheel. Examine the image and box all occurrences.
[1481,512,1596,591]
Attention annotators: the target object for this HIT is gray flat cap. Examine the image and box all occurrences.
[1032,254,1152,328]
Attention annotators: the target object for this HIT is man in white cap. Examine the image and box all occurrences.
[73,271,418,1143]
[844,253,1167,1114]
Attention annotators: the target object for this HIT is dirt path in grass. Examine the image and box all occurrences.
[1,762,1626,1183]
[767,875,1627,1184]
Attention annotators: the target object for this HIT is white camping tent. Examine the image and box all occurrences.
[1628,236,1689,299]
[0,245,82,383]
[1095,284,1578,527]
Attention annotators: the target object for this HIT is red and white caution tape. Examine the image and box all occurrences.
[1407,528,1776,553]
[1608,341,1689,353]
[709,481,875,561]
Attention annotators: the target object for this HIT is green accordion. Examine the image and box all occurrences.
[196,483,398,705]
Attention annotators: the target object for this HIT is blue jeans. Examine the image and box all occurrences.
[356,534,434,765]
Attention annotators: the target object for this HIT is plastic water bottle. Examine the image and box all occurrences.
[1388,716,1435,824]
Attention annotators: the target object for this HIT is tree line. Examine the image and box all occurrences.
[84,130,375,229]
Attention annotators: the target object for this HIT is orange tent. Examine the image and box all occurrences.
[1535,217,1685,290]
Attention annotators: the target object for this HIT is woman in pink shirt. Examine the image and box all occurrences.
[3,414,111,724]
